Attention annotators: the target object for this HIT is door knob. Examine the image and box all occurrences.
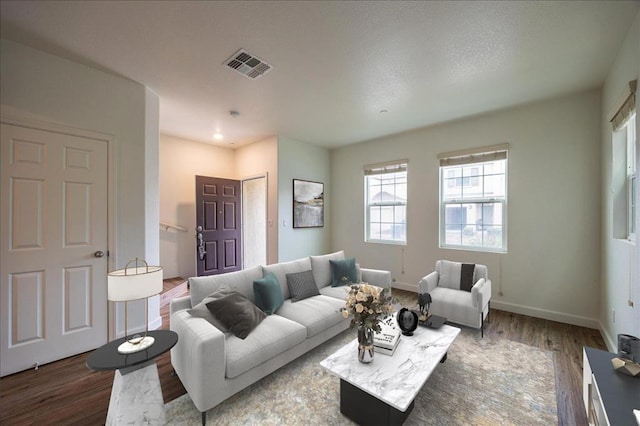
[94,251,105,258]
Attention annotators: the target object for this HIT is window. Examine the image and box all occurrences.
[439,145,508,252]
[610,79,636,242]
[626,113,636,241]
[364,160,407,244]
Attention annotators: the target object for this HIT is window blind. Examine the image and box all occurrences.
[363,159,408,176]
[438,144,509,167]
[611,80,637,132]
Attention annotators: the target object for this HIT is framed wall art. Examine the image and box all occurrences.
[293,179,324,228]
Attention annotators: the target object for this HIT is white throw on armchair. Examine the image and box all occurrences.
[418,260,491,337]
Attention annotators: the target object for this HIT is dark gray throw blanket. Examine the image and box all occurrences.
[460,263,475,292]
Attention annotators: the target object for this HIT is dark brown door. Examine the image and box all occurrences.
[195,176,242,276]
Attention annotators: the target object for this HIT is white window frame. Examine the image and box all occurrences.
[364,160,408,245]
[438,145,508,253]
[626,113,636,242]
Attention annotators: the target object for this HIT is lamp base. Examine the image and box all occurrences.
[117,336,155,354]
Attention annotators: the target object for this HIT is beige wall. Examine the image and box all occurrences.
[159,134,236,278]
[331,89,602,328]
[235,136,279,265]
[600,13,640,350]
[159,134,280,276]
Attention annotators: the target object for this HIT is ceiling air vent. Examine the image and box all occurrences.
[224,49,272,80]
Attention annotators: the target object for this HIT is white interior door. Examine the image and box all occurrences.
[242,176,267,269]
[1,123,108,377]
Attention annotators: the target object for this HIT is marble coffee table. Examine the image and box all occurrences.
[320,323,460,425]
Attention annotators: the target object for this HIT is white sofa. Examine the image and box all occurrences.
[418,260,491,337]
[170,251,391,424]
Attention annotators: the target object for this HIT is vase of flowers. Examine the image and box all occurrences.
[341,283,395,363]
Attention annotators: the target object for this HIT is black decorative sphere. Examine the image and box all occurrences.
[397,308,418,336]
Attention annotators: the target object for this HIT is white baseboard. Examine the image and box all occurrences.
[490,300,600,330]
[598,322,617,352]
[391,286,603,331]
[149,315,163,331]
[391,281,418,292]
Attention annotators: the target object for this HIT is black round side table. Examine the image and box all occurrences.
[87,329,178,425]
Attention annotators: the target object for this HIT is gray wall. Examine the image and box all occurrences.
[278,136,331,261]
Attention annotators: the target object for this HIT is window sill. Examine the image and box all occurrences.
[365,239,407,246]
[440,244,507,254]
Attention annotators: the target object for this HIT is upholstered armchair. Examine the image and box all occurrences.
[418,260,491,337]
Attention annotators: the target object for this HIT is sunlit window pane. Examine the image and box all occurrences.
[440,156,507,252]
[365,165,407,244]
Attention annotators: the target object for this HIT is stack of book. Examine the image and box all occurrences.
[373,321,401,355]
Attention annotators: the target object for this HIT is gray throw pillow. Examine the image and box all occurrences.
[187,289,232,333]
[206,291,266,339]
[330,257,358,287]
[286,270,320,302]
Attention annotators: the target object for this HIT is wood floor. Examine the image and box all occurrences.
[0,288,606,425]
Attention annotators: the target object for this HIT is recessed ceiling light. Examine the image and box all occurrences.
[213,133,224,140]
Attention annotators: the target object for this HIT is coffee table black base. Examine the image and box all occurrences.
[340,379,413,426]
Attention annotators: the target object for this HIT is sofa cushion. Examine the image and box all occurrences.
[319,285,350,301]
[187,289,233,333]
[225,315,307,379]
[253,272,284,315]
[262,257,312,300]
[310,250,345,288]
[330,257,358,287]
[189,265,263,307]
[206,291,266,339]
[276,295,346,338]
[286,270,320,302]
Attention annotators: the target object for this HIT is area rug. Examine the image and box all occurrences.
[164,327,557,425]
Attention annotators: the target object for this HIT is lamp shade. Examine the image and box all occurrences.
[108,263,163,302]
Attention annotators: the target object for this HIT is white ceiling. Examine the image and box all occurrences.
[1,1,638,148]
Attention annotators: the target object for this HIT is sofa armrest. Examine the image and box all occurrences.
[361,268,391,288]
[418,271,439,294]
[170,295,192,315]
[471,278,492,310]
[170,310,226,412]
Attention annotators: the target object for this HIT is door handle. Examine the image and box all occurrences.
[197,231,206,260]
[94,251,105,258]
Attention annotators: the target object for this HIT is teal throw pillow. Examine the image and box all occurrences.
[330,257,358,287]
[253,272,284,315]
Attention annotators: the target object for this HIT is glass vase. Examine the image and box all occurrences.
[357,327,374,363]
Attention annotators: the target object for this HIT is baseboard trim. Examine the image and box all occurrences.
[598,322,617,352]
[391,281,418,292]
[149,315,163,331]
[490,300,600,329]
